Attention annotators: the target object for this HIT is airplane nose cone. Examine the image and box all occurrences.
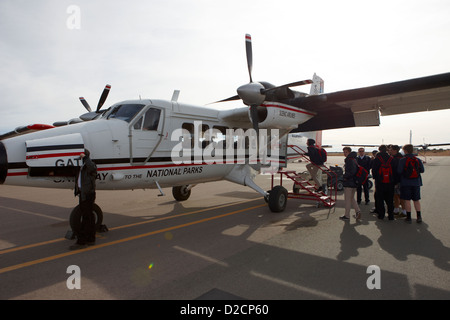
[0,141,7,184]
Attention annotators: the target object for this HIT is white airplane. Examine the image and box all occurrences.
[2,34,450,230]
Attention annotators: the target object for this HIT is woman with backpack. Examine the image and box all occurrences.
[397,144,425,223]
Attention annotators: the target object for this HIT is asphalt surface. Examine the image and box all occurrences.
[1,156,449,301]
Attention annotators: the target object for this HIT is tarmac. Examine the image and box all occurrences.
[0,156,449,301]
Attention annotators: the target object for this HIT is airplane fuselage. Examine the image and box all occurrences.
[0,99,303,193]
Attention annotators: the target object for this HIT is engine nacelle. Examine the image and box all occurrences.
[251,102,316,130]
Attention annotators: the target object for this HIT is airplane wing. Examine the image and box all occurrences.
[342,142,450,149]
[342,144,380,148]
[218,106,253,128]
[422,143,450,147]
[289,72,450,132]
[0,124,55,140]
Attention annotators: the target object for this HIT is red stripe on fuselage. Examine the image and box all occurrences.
[26,152,82,160]
[262,104,315,116]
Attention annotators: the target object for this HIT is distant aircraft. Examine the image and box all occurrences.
[342,130,450,157]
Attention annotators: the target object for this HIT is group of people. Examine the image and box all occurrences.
[340,144,425,223]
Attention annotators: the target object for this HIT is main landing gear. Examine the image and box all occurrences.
[266,185,288,213]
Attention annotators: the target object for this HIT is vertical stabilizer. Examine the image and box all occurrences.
[309,73,324,146]
[287,73,326,152]
[309,73,324,95]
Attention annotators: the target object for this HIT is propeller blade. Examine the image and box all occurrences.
[260,79,313,94]
[79,97,92,112]
[249,105,260,134]
[209,95,241,104]
[245,34,253,83]
[249,105,261,163]
[97,84,111,112]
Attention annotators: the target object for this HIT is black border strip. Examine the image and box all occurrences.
[26,144,85,152]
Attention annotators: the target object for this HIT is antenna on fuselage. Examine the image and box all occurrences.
[171,90,180,102]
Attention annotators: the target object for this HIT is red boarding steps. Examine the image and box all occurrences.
[271,145,337,208]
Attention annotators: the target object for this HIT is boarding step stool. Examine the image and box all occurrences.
[281,170,336,208]
[270,144,337,208]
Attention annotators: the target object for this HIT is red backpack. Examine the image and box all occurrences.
[403,156,420,179]
[352,159,369,185]
[377,155,393,183]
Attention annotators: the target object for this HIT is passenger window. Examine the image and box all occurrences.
[182,123,194,148]
[143,108,161,131]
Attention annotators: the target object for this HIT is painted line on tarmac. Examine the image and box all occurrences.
[0,203,266,274]
[0,198,260,256]
[0,205,66,221]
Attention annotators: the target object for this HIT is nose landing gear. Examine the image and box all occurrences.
[65,203,108,240]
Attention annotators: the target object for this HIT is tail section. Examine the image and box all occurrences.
[287,73,325,150]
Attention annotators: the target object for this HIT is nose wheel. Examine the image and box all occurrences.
[65,203,108,240]
[172,185,192,201]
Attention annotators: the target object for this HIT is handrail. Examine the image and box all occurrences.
[285,144,338,200]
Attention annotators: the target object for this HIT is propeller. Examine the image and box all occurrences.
[214,34,312,130]
[79,84,111,113]
[78,84,111,121]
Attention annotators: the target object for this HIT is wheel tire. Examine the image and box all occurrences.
[268,185,288,213]
[367,179,373,190]
[69,203,103,233]
[172,185,191,201]
[336,181,344,191]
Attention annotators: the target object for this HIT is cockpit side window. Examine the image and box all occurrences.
[107,104,144,122]
[143,108,161,131]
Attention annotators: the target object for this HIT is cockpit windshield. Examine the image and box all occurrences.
[106,104,144,122]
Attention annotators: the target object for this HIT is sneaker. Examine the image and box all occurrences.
[365,200,370,205]
[339,215,350,221]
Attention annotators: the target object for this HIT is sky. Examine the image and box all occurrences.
[1,0,450,151]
